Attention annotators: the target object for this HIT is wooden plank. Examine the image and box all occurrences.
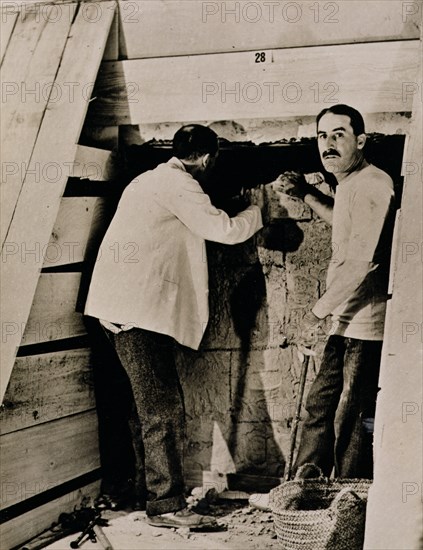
[86,40,420,126]
[0,5,77,249]
[72,145,116,181]
[0,1,116,403]
[0,9,17,65]
[103,9,119,60]
[1,348,95,435]
[21,273,87,345]
[0,479,100,550]
[119,0,421,58]
[42,197,107,268]
[79,124,119,150]
[87,61,132,126]
[0,1,77,8]
[0,409,100,510]
[364,36,423,550]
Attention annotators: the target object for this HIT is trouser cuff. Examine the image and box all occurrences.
[146,494,186,516]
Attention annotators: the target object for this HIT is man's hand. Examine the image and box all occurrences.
[245,184,270,224]
[271,171,310,201]
[296,310,323,355]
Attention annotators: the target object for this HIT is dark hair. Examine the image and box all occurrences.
[316,104,365,136]
[173,124,219,160]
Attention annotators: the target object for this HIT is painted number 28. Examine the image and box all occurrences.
[255,52,266,63]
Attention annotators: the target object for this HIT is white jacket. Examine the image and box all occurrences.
[84,157,263,349]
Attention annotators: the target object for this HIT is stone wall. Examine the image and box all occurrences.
[176,203,331,480]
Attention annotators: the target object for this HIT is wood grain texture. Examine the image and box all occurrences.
[0,479,100,550]
[364,36,423,550]
[43,197,107,268]
[87,40,420,126]
[0,9,17,65]
[0,6,76,249]
[103,9,119,61]
[0,410,100,510]
[72,145,116,181]
[119,0,421,59]
[1,348,95,434]
[78,124,119,150]
[0,1,116,403]
[20,273,87,345]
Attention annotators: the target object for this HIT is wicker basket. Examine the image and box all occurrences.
[270,465,372,550]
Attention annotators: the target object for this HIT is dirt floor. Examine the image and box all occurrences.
[44,497,280,550]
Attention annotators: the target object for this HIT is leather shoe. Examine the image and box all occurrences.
[147,507,217,529]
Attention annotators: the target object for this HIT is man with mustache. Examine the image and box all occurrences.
[276,105,396,481]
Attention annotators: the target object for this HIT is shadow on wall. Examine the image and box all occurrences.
[228,255,285,476]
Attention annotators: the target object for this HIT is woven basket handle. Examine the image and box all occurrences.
[331,487,362,509]
[295,463,326,480]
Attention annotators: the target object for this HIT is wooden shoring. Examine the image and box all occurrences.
[0,1,116,403]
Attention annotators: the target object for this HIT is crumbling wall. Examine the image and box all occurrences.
[175,202,331,480]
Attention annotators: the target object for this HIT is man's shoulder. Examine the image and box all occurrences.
[126,159,191,190]
[352,164,394,198]
[360,164,394,188]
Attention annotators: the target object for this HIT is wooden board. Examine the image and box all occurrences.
[1,348,95,435]
[0,479,100,550]
[119,0,422,59]
[87,61,132,126]
[0,8,17,65]
[87,40,420,126]
[0,409,99,510]
[21,273,87,345]
[42,197,107,268]
[364,36,423,550]
[72,145,116,181]
[104,9,119,61]
[0,5,77,249]
[0,1,116,403]
[78,124,119,150]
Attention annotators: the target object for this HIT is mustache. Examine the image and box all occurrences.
[323,149,341,158]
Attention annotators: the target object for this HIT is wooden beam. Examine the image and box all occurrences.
[86,40,420,126]
[42,197,107,268]
[0,409,100,509]
[20,273,87,345]
[87,61,132,126]
[0,1,116,403]
[1,348,95,435]
[119,0,421,59]
[0,479,100,550]
[72,145,116,181]
[364,36,423,550]
[103,9,119,61]
[78,124,119,150]
[0,8,17,65]
[0,5,76,249]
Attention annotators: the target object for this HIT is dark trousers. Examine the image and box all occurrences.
[294,335,382,479]
[104,327,187,516]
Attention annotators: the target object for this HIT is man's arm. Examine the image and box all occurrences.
[303,191,334,225]
[166,176,264,245]
[312,259,375,319]
[272,172,334,225]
